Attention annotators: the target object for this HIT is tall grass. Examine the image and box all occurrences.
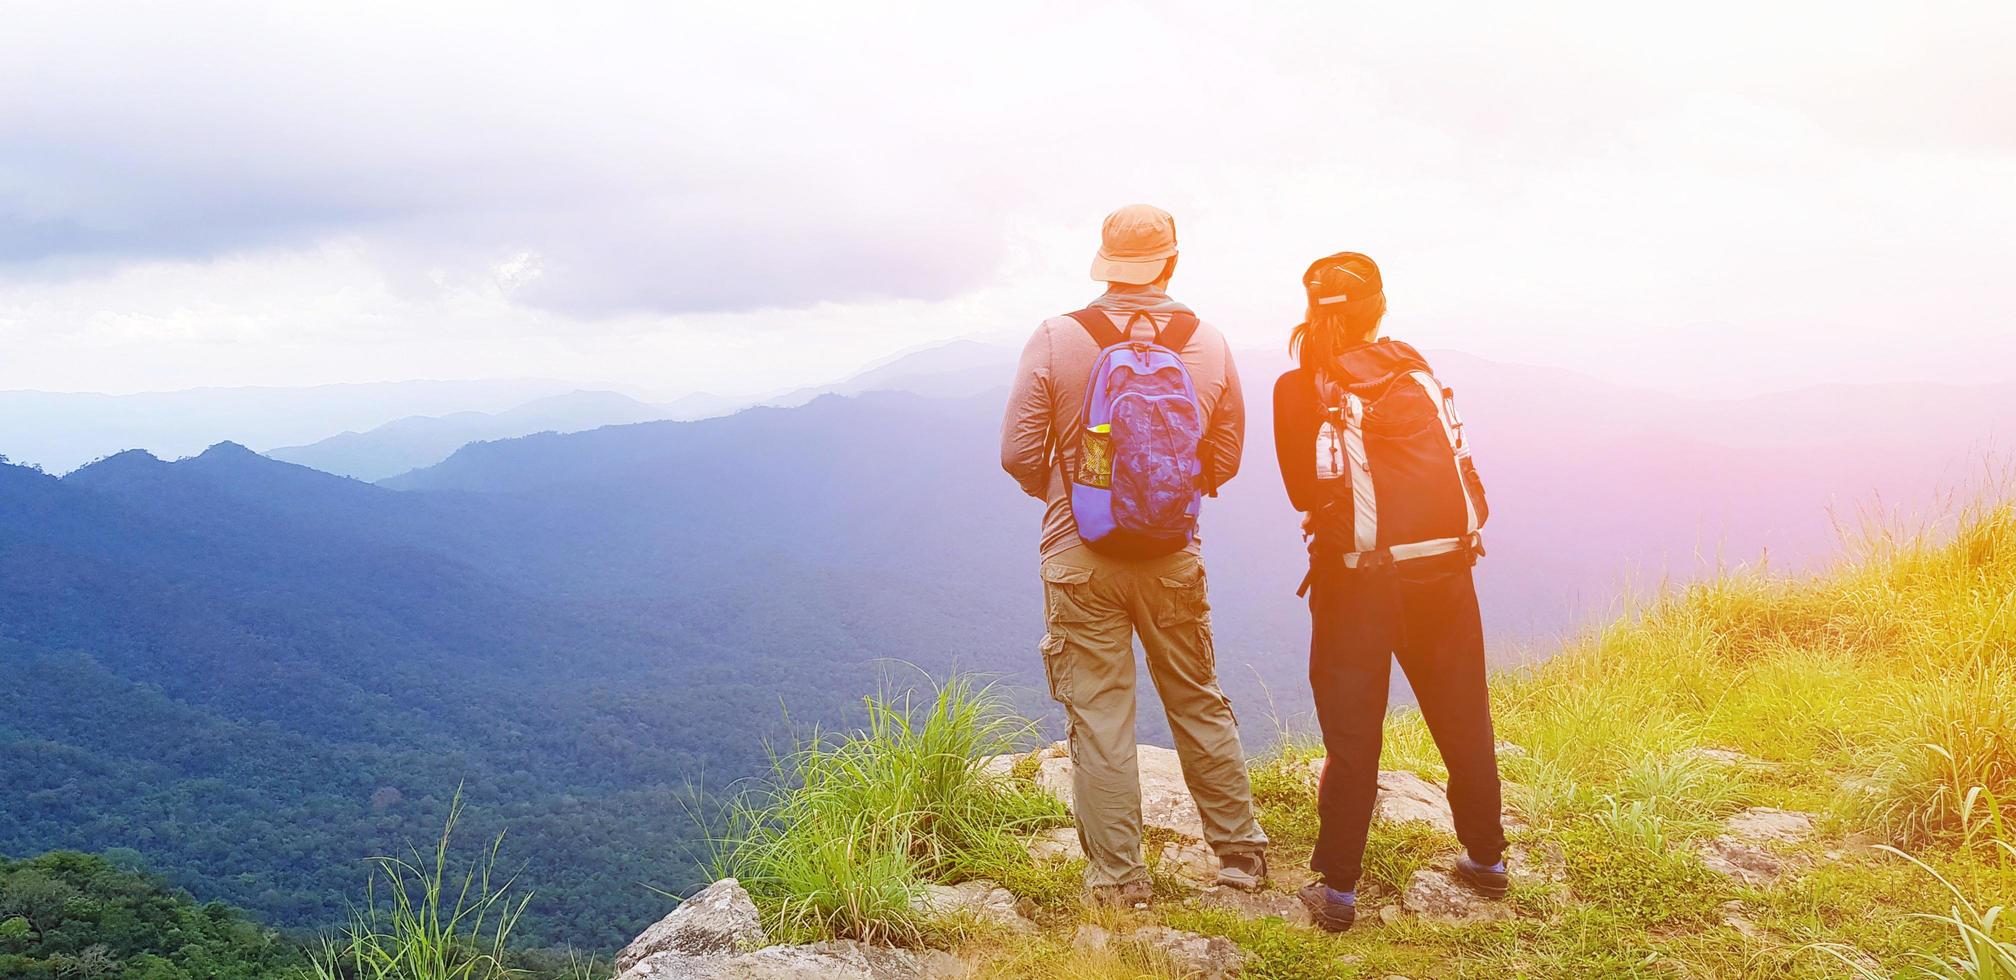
[1811,834,2016,979]
[1232,497,2016,974]
[312,792,532,980]
[1461,502,2016,843]
[710,676,1066,944]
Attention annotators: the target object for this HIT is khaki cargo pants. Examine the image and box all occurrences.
[1038,543,1268,888]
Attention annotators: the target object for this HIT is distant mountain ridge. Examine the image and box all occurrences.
[269,390,675,481]
[0,379,595,475]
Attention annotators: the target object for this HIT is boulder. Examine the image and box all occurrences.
[1724,807,1816,844]
[1070,923,1246,977]
[718,941,961,979]
[616,879,767,973]
[1397,868,1515,925]
[976,753,1019,778]
[1129,926,1247,979]
[1699,837,1785,885]
[1303,762,1458,835]
[616,952,709,978]
[1033,742,1207,842]
[1026,741,1230,883]
[913,880,1035,933]
[617,941,962,980]
[1374,772,1458,835]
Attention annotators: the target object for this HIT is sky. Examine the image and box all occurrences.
[3,0,2013,399]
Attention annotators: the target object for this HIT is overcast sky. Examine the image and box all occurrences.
[4,1,2013,398]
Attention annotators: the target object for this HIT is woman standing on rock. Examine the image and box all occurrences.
[1270,251,1510,932]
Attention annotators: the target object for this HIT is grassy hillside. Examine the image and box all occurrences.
[710,501,2014,977]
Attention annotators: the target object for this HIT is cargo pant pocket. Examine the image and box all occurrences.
[1041,562,1098,624]
[1154,558,1227,707]
[1154,559,1210,627]
[1038,632,1071,705]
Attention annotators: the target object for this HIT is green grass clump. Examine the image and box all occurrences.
[311,792,537,980]
[1554,806,1723,929]
[1811,838,2016,979]
[1360,822,1457,896]
[1248,745,1323,854]
[710,676,1066,944]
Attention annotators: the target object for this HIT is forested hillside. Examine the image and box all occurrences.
[2,353,2007,953]
[0,851,313,979]
[0,449,796,947]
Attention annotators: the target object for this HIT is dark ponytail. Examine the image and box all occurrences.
[1290,290,1386,370]
[1292,252,1386,369]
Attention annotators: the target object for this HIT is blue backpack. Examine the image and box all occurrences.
[1065,308,1207,559]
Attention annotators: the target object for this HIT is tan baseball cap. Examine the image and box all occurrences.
[1090,204,1177,284]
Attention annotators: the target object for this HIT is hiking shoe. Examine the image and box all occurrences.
[1297,883,1357,933]
[1086,879,1153,909]
[1214,850,1269,891]
[1453,855,1510,899]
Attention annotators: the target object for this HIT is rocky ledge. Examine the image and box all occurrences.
[612,743,1863,978]
[612,879,965,980]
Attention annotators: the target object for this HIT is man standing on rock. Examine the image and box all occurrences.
[1000,204,1269,905]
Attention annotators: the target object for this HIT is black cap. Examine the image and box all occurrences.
[1303,251,1383,307]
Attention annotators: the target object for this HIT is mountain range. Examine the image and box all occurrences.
[0,379,593,475]
[268,390,677,481]
[2,343,2010,949]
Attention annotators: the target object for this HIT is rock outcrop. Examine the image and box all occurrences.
[1305,761,1458,835]
[1697,838,1784,885]
[616,879,768,973]
[1029,741,1206,841]
[1194,884,1313,927]
[614,880,963,980]
[1130,925,1248,978]
[1395,867,1516,925]
[1724,807,1816,844]
[619,940,961,979]
[1072,923,1246,978]
[913,880,1036,933]
[1003,741,1220,881]
[1698,807,1819,885]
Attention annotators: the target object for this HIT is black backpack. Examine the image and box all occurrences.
[1299,340,1488,591]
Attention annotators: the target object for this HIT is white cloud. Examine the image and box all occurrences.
[2,0,2013,395]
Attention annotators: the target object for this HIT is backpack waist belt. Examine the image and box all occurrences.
[1295,531,1485,596]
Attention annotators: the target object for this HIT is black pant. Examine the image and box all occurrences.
[1307,560,1507,891]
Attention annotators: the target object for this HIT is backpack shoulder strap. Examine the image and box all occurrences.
[1154,311,1199,353]
[1066,309,1126,349]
